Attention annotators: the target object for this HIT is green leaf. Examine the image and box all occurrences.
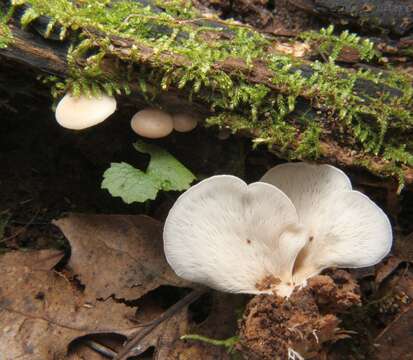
[102,163,160,204]
[102,142,196,204]
[134,140,196,191]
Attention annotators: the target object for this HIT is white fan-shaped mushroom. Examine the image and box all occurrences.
[163,175,308,296]
[131,108,173,139]
[55,93,116,130]
[164,162,392,298]
[261,163,352,225]
[292,190,392,284]
[261,162,392,285]
[172,113,198,132]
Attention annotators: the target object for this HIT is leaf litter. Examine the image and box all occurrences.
[53,213,189,301]
[1,211,413,360]
[0,249,136,360]
[0,213,240,359]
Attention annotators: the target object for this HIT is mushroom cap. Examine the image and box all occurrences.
[172,113,198,132]
[164,162,392,297]
[164,175,307,296]
[261,163,392,284]
[55,93,116,130]
[131,108,173,139]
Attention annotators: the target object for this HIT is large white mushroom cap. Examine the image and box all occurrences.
[55,93,117,130]
[163,163,392,297]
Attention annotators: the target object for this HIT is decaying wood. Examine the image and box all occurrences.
[289,0,413,36]
[1,20,412,186]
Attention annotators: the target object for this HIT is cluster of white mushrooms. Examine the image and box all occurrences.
[55,93,198,137]
[54,94,393,299]
[163,162,392,297]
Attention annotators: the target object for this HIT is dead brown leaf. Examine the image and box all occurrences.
[375,256,404,286]
[54,214,189,301]
[0,250,136,360]
[374,307,413,359]
[143,305,189,359]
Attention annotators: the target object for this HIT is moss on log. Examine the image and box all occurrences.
[0,0,412,186]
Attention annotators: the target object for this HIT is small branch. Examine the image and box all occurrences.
[0,209,40,243]
[85,340,118,358]
[115,288,207,360]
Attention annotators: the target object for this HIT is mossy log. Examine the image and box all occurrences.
[0,1,412,186]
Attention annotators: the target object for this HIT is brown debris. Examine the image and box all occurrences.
[375,265,413,320]
[269,41,311,58]
[239,289,339,359]
[54,214,189,301]
[194,0,317,35]
[255,274,282,291]
[239,271,360,359]
[309,270,361,313]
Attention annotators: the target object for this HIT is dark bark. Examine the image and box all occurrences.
[289,0,413,36]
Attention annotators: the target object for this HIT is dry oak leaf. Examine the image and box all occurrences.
[54,214,189,301]
[0,250,137,360]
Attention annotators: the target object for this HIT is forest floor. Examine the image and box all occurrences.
[1,0,413,359]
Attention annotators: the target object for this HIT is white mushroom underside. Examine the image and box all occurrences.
[164,176,307,296]
[261,163,392,285]
[164,163,392,297]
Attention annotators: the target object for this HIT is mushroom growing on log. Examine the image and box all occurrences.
[0,0,412,186]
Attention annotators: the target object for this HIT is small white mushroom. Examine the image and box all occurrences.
[172,113,198,132]
[131,108,173,139]
[55,93,116,130]
[163,163,393,298]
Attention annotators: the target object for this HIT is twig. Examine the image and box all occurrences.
[0,209,40,243]
[115,288,207,360]
[85,339,118,358]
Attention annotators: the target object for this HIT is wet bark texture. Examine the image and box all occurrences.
[289,0,413,35]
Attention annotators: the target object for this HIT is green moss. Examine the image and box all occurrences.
[7,0,413,182]
[0,7,13,49]
[300,25,379,62]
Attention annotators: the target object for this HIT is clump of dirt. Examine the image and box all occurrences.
[308,269,361,313]
[238,271,361,359]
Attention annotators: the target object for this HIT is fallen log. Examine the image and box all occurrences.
[0,0,412,186]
